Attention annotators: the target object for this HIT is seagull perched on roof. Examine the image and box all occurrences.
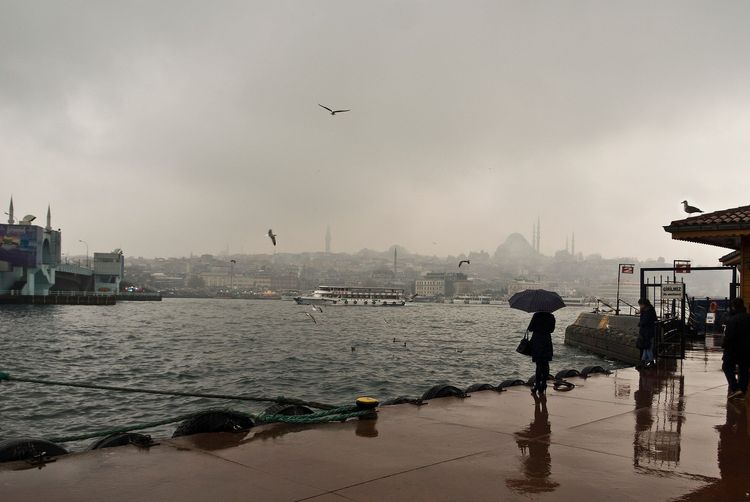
[458,260,470,268]
[318,104,350,116]
[267,229,277,246]
[681,200,703,215]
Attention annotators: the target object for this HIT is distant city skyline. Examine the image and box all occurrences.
[4,196,731,266]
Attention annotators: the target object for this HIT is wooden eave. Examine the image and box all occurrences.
[663,225,750,250]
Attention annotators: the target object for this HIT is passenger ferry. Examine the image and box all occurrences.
[451,295,491,305]
[294,286,406,306]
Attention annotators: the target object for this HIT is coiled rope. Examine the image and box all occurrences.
[0,371,335,410]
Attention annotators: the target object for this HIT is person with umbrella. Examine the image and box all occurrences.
[509,290,565,397]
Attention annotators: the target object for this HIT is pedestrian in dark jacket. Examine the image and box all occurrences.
[637,298,657,368]
[722,297,750,399]
[528,311,555,395]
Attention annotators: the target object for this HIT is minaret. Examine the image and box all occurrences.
[571,232,575,256]
[46,204,52,231]
[393,247,397,277]
[565,235,569,253]
[7,196,14,224]
[531,222,536,251]
[325,225,331,253]
[535,216,541,253]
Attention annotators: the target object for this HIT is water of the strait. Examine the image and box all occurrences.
[0,299,623,449]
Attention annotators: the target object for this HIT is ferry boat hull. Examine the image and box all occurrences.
[294,286,406,306]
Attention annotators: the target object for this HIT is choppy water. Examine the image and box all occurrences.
[0,299,622,449]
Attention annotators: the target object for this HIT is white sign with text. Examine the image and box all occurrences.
[661,283,685,300]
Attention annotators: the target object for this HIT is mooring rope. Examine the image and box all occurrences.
[43,405,374,444]
[0,371,336,410]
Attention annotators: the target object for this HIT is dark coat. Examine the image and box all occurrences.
[528,312,555,362]
[638,306,657,342]
[722,308,750,364]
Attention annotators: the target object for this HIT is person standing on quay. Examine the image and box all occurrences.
[637,298,657,368]
[722,297,750,400]
[528,311,555,396]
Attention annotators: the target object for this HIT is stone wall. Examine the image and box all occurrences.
[564,312,640,365]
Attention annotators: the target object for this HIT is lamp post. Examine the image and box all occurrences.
[79,239,89,268]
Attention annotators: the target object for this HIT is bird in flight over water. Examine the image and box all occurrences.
[681,200,703,215]
[304,312,317,324]
[318,104,350,115]
[267,229,277,246]
[458,260,470,268]
[311,305,323,313]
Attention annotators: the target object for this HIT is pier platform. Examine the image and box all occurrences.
[0,292,115,305]
[1,334,746,501]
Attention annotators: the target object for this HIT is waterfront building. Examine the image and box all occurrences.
[415,277,445,297]
[93,250,124,294]
[0,202,61,295]
[271,271,300,291]
[417,272,469,298]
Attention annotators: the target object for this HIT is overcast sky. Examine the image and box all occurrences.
[2,1,749,263]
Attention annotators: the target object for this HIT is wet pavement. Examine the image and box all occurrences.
[2,334,748,501]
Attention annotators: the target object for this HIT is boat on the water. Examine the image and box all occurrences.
[450,295,491,305]
[560,296,594,307]
[294,286,406,306]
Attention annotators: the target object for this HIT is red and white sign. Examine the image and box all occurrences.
[674,260,691,273]
[621,265,634,274]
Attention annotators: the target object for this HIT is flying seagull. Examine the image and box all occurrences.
[304,312,317,324]
[318,104,350,116]
[267,229,277,246]
[311,304,323,313]
[681,200,703,215]
[458,260,470,268]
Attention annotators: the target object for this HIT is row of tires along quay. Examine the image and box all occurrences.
[0,365,611,466]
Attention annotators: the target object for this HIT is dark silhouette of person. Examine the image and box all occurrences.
[506,395,559,494]
[722,297,750,399]
[528,311,555,395]
[637,298,658,368]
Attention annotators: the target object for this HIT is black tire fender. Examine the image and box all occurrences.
[172,410,254,438]
[421,384,466,400]
[0,438,68,463]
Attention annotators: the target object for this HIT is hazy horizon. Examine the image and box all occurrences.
[3,1,749,265]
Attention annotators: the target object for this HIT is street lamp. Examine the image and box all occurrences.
[79,239,89,268]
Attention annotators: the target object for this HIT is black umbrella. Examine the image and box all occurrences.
[508,289,566,313]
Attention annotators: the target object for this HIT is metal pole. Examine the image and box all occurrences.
[78,239,89,268]
[616,264,621,315]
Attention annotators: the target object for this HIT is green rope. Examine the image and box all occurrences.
[0,371,335,410]
[2,371,375,444]
[46,406,374,444]
[45,409,228,444]
[255,405,374,424]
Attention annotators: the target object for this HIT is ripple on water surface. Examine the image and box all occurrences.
[0,299,622,449]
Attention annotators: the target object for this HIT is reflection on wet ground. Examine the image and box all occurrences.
[506,394,559,494]
[1,334,748,501]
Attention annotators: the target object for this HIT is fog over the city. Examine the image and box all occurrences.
[2,1,749,264]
